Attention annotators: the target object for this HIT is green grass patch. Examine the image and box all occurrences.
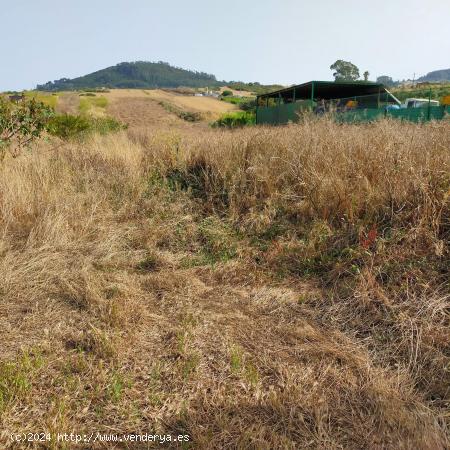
[211,111,255,128]
[78,98,91,114]
[24,91,58,109]
[0,349,44,413]
[221,96,252,105]
[79,96,108,113]
[91,96,108,108]
[180,217,238,267]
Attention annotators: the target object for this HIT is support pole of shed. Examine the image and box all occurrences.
[428,88,431,120]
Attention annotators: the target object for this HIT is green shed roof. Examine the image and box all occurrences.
[257,81,388,101]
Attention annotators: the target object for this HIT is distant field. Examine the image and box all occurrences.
[51,88,237,130]
[141,89,238,114]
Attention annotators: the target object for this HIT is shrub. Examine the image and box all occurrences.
[221,90,233,97]
[46,114,91,139]
[239,98,256,112]
[46,114,125,139]
[0,96,53,159]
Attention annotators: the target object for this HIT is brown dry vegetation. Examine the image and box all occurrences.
[0,118,449,449]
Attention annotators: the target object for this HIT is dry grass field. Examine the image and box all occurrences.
[0,116,449,449]
[54,89,238,132]
[141,90,237,115]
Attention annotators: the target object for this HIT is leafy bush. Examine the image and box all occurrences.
[46,114,125,140]
[222,90,233,97]
[46,114,91,139]
[211,112,255,128]
[238,98,256,112]
[0,96,54,159]
[220,96,256,112]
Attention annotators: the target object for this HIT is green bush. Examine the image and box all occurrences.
[211,112,255,128]
[46,114,125,140]
[46,114,91,139]
[0,97,54,159]
[220,96,256,112]
[221,90,233,97]
[238,98,256,112]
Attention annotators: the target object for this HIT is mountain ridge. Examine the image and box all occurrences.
[37,61,222,91]
[417,68,450,82]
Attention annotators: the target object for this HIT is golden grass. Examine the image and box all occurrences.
[0,118,449,449]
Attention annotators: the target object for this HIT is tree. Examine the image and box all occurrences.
[376,75,395,87]
[330,60,360,81]
[363,71,370,81]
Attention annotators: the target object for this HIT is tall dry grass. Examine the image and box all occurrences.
[0,118,449,449]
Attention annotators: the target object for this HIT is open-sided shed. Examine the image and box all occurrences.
[256,81,402,124]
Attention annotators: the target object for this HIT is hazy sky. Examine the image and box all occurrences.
[1,0,449,91]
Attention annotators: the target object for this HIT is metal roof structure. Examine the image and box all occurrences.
[257,80,398,102]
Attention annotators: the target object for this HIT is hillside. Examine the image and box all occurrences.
[417,68,450,82]
[37,61,221,91]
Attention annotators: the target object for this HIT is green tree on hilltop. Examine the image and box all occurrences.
[330,60,360,81]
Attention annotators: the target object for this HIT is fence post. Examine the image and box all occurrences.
[427,88,431,121]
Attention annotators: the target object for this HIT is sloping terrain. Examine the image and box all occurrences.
[54,89,237,130]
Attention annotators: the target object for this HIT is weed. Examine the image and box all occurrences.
[108,371,127,403]
[0,349,43,412]
[181,354,200,380]
[230,346,243,373]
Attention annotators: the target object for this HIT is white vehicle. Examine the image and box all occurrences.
[402,98,440,108]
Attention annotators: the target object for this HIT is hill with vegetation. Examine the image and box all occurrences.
[417,68,450,82]
[37,61,222,91]
[391,82,450,102]
[36,61,284,94]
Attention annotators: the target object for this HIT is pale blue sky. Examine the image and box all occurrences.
[1,0,449,91]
